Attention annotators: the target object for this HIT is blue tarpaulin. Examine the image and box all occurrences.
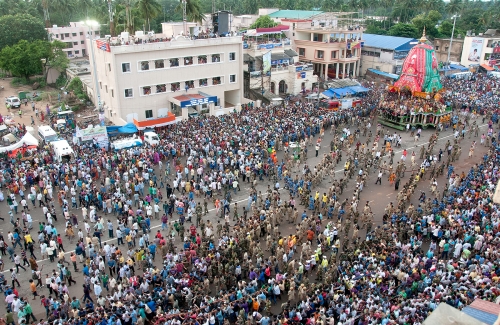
[347,85,370,94]
[106,123,138,136]
[367,68,400,80]
[332,87,353,97]
[322,89,336,98]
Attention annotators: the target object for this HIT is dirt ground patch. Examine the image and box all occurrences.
[0,77,56,127]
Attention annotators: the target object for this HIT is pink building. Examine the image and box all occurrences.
[280,14,363,79]
[46,22,101,58]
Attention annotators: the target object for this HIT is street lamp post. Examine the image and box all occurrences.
[447,15,459,65]
[84,20,103,114]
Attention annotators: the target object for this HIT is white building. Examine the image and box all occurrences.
[47,22,100,58]
[88,23,245,126]
[460,30,500,71]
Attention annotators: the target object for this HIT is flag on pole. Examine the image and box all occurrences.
[96,39,110,52]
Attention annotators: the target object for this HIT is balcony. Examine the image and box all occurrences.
[243,39,291,51]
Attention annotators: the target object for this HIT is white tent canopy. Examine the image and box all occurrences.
[0,132,39,153]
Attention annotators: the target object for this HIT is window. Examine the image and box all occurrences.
[111,89,114,97]
[140,61,150,71]
[212,54,220,62]
[156,84,166,93]
[124,88,133,98]
[171,82,180,92]
[99,82,102,89]
[185,80,194,89]
[155,59,164,69]
[198,55,207,64]
[316,50,324,59]
[170,58,179,67]
[72,33,77,36]
[199,78,208,87]
[229,52,236,61]
[445,47,449,51]
[80,32,83,36]
[94,31,100,36]
[81,40,85,44]
[142,86,151,95]
[212,77,221,85]
[75,50,79,54]
[145,110,153,119]
[108,63,111,72]
[298,48,305,56]
[184,56,193,66]
[73,42,78,45]
[331,51,337,59]
[105,85,108,93]
[122,63,131,73]
[435,46,439,51]
[67,51,72,56]
[55,34,59,38]
[65,33,69,37]
[229,74,236,83]
[60,34,64,40]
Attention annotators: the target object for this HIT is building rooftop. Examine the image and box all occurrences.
[362,33,418,51]
[462,299,500,325]
[268,10,323,19]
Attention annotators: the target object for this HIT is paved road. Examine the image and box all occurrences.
[0,111,490,319]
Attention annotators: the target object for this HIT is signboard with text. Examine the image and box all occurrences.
[180,96,217,108]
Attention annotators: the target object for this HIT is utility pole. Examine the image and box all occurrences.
[447,15,459,65]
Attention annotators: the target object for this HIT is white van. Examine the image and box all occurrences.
[38,125,58,143]
[51,140,75,162]
[143,131,160,146]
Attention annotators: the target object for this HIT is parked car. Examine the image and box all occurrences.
[5,96,21,108]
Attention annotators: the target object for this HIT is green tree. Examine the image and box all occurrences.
[67,76,87,100]
[0,14,47,51]
[388,23,419,38]
[249,15,277,29]
[412,11,441,38]
[136,0,162,31]
[0,40,46,80]
[43,40,70,79]
[438,20,454,37]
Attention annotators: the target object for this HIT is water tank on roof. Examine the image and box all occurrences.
[120,32,129,40]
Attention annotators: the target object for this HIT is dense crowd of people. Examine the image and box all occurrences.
[0,72,499,325]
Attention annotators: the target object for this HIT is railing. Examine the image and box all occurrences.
[243,40,291,50]
[108,36,242,54]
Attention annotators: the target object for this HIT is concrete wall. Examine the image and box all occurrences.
[434,38,464,63]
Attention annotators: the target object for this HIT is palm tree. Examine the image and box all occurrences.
[135,0,161,31]
[176,0,204,25]
[446,0,463,16]
[41,0,50,27]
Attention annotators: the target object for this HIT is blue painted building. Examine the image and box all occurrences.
[360,33,418,76]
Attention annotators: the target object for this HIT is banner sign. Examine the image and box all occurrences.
[76,125,109,148]
[263,51,272,74]
[180,96,217,108]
